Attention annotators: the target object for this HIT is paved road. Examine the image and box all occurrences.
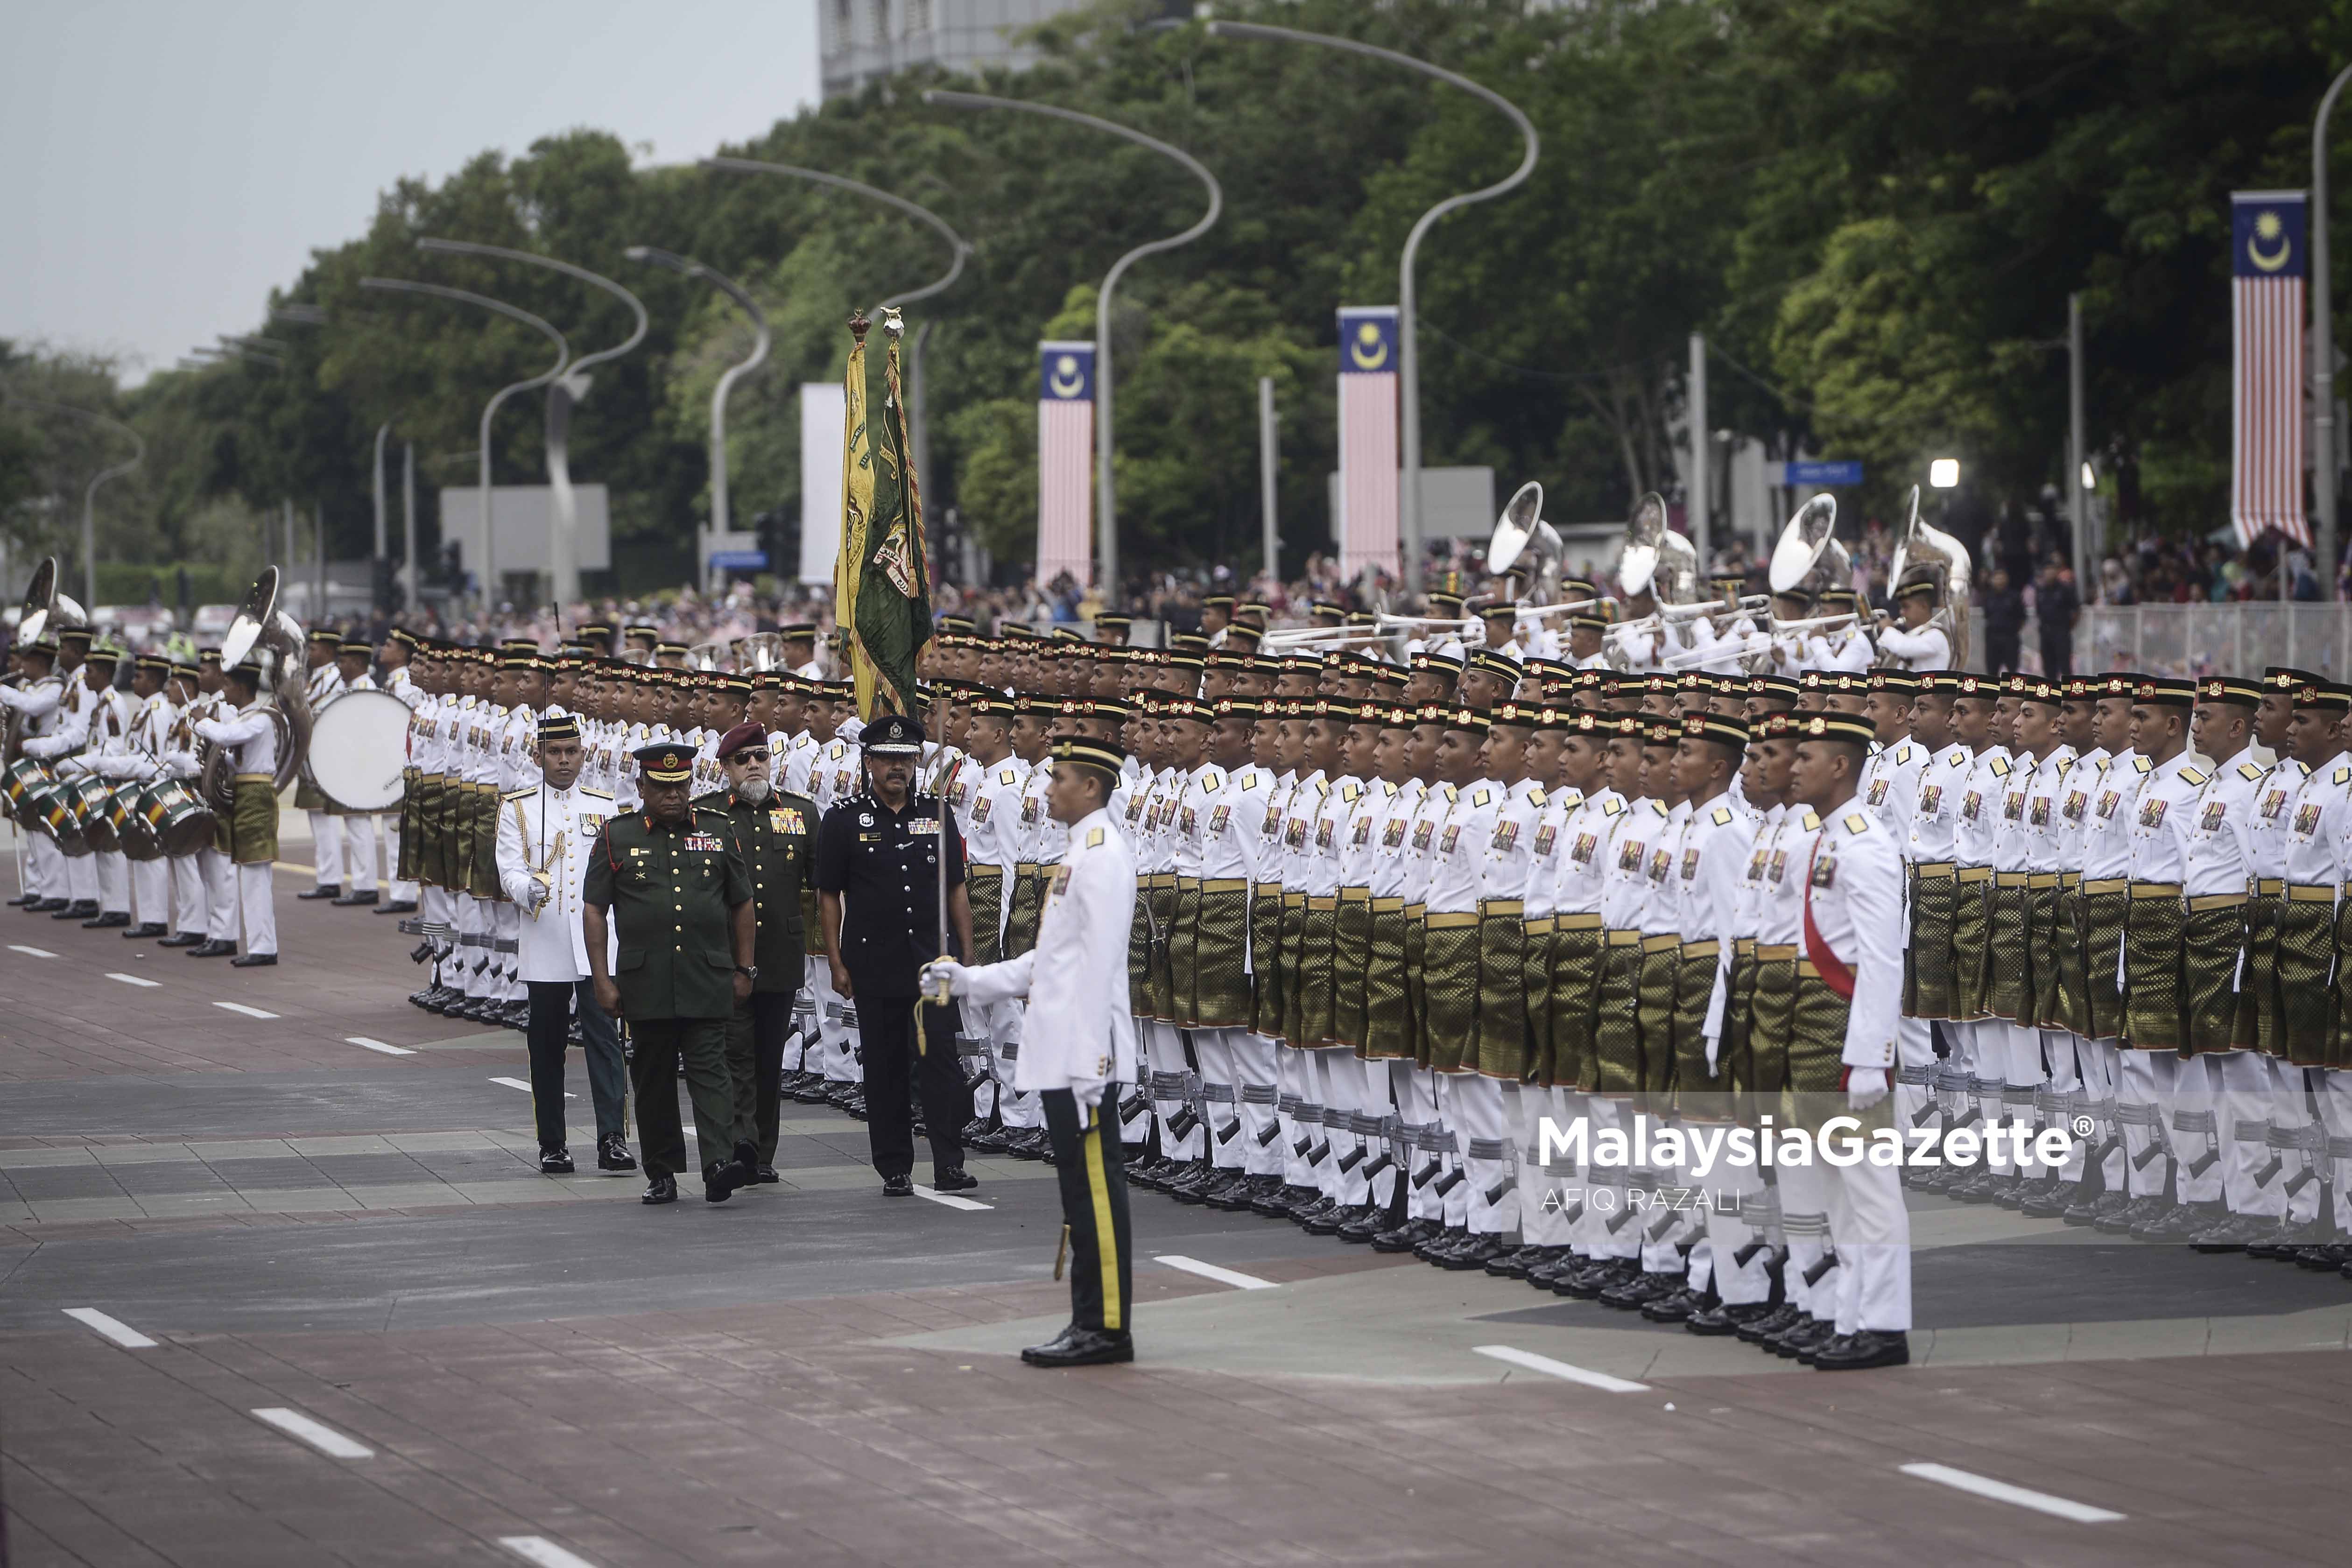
[1,858,2345,1566]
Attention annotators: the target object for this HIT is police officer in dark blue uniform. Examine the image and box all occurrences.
[814,712,979,1196]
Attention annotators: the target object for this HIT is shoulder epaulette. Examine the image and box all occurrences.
[1203,774,1220,793]
[1441,784,1457,802]
[1085,827,1106,848]
[2133,755,2153,774]
[1242,773,1262,791]
[1711,805,1733,827]
[502,787,535,800]
[2055,757,2073,776]
[2335,766,2350,787]
[1801,810,1821,830]
[1990,756,2011,777]
[1644,799,1667,817]
[1946,747,1967,767]
[2237,761,2263,782]
[1895,745,1914,765]
[1472,788,1491,808]
[1843,811,1870,835]
[1341,781,1361,802]
[1311,778,1330,798]
[2180,765,2208,787]
[997,767,1017,785]
[580,788,613,801]
[1602,798,1624,817]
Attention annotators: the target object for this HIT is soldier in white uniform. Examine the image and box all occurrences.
[322,639,386,905]
[55,645,136,928]
[374,628,425,913]
[295,630,348,901]
[189,661,282,966]
[926,735,1141,1368]
[0,638,71,910]
[1873,580,1951,671]
[495,710,632,1175]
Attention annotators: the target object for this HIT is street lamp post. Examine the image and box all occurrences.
[2314,63,2352,597]
[702,157,968,520]
[624,247,770,593]
[923,90,1222,598]
[360,279,569,613]
[1206,21,1538,592]
[418,239,648,609]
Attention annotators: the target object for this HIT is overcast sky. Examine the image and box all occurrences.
[3,0,822,384]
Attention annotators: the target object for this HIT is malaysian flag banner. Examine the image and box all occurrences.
[2232,190,2310,549]
[1337,306,1400,578]
[1037,340,1095,587]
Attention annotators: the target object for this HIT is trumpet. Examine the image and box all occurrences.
[1508,597,1606,625]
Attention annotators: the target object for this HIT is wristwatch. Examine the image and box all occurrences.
[736,964,759,981]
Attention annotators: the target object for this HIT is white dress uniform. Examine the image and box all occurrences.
[380,663,425,905]
[1184,753,1253,1185]
[962,752,1031,1120]
[189,696,281,957]
[2286,753,2352,1233]
[1424,773,1499,1237]
[0,668,69,902]
[1226,755,1286,1177]
[2177,742,2267,1219]
[330,670,384,897]
[14,669,96,907]
[2118,748,2205,1202]
[303,662,348,890]
[494,768,627,1148]
[59,679,136,920]
[1874,621,1952,673]
[1804,626,1875,672]
[102,685,181,930]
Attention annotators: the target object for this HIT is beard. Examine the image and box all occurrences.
[735,772,771,804]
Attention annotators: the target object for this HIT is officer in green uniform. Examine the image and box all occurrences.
[704,721,817,1184]
[584,741,759,1206]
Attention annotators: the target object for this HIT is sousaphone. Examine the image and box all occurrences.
[5,558,87,766]
[199,567,313,812]
[1887,483,1972,668]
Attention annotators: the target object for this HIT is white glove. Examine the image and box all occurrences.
[1072,1076,1108,1114]
[920,958,971,997]
[1846,1068,1890,1112]
[524,880,551,914]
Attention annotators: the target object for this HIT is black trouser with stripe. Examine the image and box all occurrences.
[525,979,627,1151]
[858,995,971,1180]
[1043,1087,1134,1336]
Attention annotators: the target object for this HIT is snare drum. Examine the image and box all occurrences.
[137,777,217,858]
[24,780,90,855]
[113,780,162,861]
[72,774,119,852]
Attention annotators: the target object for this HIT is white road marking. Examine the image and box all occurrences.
[214,1001,278,1019]
[251,1406,373,1459]
[348,1036,415,1056]
[498,1538,603,1568]
[1154,1253,1278,1290]
[62,1307,156,1348]
[910,1183,992,1211]
[491,1076,568,1097]
[7,944,56,958]
[1898,1463,2124,1523]
[1472,1344,1651,1393]
[105,971,161,988]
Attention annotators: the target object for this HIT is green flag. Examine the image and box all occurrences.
[833,308,931,720]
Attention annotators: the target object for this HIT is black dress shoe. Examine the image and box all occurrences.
[1599,1269,1680,1308]
[1641,1287,1704,1324]
[932,1166,979,1192]
[1735,1304,1800,1344]
[373,899,420,914]
[540,1149,575,1174]
[703,1160,745,1202]
[157,930,205,947]
[732,1140,761,1182]
[122,922,168,938]
[1442,1234,1509,1271]
[84,911,130,928]
[754,1165,781,1184]
[1775,1316,1836,1361]
[4,893,32,907]
[188,940,237,957]
[230,952,278,968]
[1336,1205,1385,1243]
[1020,1323,1135,1368]
[882,1173,915,1197]
[30,898,69,914]
[331,890,380,907]
[53,899,99,919]
[1686,1300,1775,1337]
[597,1135,637,1173]
[641,1175,677,1205]
[1812,1328,1909,1370]
[1370,1217,1432,1252]
[296,884,341,900]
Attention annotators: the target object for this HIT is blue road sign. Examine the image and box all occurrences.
[1786,460,1864,486]
[709,550,768,571]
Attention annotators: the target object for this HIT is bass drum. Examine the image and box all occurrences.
[137,778,218,858]
[25,780,90,855]
[3,756,53,813]
[304,688,412,811]
[72,774,119,852]
[113,780,162,861]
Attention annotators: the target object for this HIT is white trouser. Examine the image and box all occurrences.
[169,852,205,934]
[2217,1050,2287,1219]
[1236,1032,1282,1175]
[2319,1069,2352,1232]
[1194,1028,1243,1171]
[1575,1097,1641,1259]
[1149,1022,1203,1161]
[994,996,1042,1130]
[66,849,98,903]
[2172,1054,2225,1205]
[1359,1057,1400,1211]
[1276,1046,1318,1187]
[2118,1049,2178,1198]
[1390,1061,1443,1221]
[132,854,170,928]
[236,860,275,955]
[308,811,342,886]
[1822,1125,1913,1334]
[96,849,128,914]
[494,900,522,999]
[810,957,855,1082]
[1776,1157,1836,1318]
[1521,1087,1581,1247]
[199,846,237,940]
[1440,1073,1513,1236]
[341,814,380,893]
[2283,1059,2325,1227]
[24,832,57,896]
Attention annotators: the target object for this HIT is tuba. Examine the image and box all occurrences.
[1887,483,1972,667]
[5,558,87,765]
[1768,493,1852,598]
[199,568,314,812]
[734,631,789,673]
[1486,480,1563,604]
[1614,491,1697,605]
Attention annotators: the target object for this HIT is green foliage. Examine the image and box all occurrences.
[6,0,2346,594]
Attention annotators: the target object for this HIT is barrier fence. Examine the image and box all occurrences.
[1964,605,2352,679]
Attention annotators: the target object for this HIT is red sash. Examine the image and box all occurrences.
[1801,839,1856,1001]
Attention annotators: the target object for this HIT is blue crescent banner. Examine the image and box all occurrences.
[1038,340,1096,402]
[1338,307,1398,377]
[2231,192,2307,280]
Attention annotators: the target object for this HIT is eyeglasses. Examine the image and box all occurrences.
[729,749,771,763]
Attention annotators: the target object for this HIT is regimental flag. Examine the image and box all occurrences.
[835,309,931,721]
[1337,306,1400,579]
[2231,191,2310,550]
[1036,340,1095,588]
